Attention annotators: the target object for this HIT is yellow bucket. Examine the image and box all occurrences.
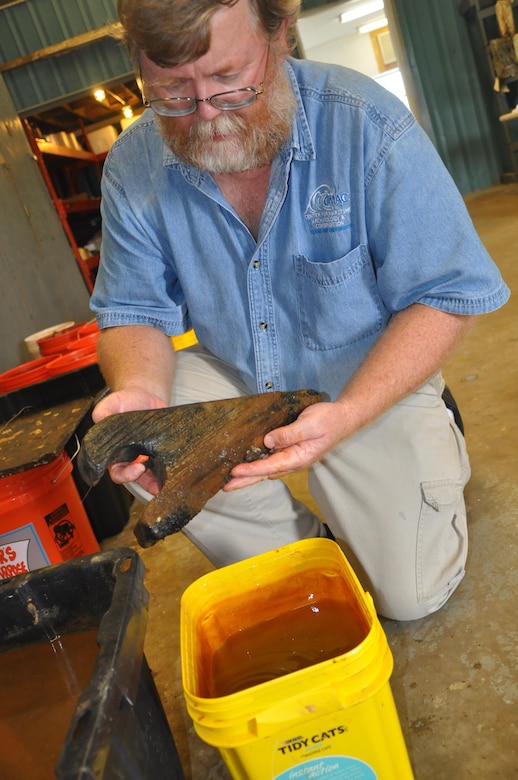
[181,538,414,779]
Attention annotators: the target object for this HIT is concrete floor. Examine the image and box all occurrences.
[103,183,518,779]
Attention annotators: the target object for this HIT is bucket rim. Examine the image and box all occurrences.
[181,538,393,731]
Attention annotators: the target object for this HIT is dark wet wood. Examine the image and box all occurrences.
[77,390,324,546]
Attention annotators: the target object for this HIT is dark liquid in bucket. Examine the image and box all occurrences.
[0,628,99,779]
[206,598,367,697]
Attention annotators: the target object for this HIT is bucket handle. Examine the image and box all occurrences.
[51,435,80,484]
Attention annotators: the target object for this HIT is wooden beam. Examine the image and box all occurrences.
[0,23,123,73]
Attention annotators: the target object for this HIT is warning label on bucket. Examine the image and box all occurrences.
[275,756,377,779]
[45,503,84,559]
[0,524,50,579]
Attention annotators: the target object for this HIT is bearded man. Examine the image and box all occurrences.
[90,0,509,621]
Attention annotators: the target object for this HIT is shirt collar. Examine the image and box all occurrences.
[283,58,316,162]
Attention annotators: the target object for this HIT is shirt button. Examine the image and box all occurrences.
[259,321,268,330]
[253,260,261,269]
[265,381,273,390]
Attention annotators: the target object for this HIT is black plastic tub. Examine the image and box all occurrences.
[0,548,184,779]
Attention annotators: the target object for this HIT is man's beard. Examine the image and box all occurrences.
[156,66,296,174]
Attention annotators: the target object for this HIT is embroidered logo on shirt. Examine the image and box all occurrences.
[304,184,351,234]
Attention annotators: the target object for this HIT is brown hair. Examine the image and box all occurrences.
[116,0,300,67]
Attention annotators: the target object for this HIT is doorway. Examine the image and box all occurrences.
[296,0,409,108]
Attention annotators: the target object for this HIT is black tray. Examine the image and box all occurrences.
[0,548,185,779]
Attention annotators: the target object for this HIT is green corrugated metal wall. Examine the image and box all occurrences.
[0,0,133,115]
[391,0,506,193]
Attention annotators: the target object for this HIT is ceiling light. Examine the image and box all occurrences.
[122,105,134,119]
[340,0,384,24]
[93,87,125,106]
[358,17,388,33]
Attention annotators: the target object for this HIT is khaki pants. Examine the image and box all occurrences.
[158,345,470,621]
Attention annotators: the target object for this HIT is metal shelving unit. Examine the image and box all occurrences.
[23,120,105,292]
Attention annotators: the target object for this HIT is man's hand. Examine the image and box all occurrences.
[224,401,346,490]
[225,305,478,491]
[91,324,176,495]
[91,387,168,495]
[92,387,168,422]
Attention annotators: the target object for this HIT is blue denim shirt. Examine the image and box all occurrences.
[92,58,509,400]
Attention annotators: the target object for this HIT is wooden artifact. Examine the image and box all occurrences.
[77,389,323,547]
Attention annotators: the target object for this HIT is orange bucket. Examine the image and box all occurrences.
[0,451,99,580]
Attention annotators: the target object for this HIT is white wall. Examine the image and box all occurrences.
[296,3,408,106]
[296,1,384,76]
[300,31,379,77]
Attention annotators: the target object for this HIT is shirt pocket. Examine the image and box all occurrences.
[294,244,385,351]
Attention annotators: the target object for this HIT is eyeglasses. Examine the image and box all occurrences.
[142,84,264,117]
[139,48,269,118]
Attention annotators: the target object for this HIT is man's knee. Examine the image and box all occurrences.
[373,567,466,621]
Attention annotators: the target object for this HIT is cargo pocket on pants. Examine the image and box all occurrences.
[416,479,467,605]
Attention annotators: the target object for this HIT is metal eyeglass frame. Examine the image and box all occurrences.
[138,47,269,117]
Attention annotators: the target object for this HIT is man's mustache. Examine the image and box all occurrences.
[189,112,247,140]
